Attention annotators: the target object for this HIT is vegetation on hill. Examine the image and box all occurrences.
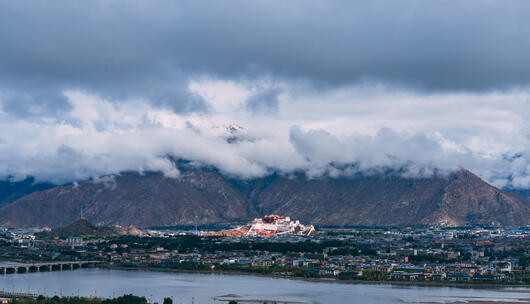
[35,219,121,239]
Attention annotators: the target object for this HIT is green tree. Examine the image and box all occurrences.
[102,294,147,304]
[163,298,172,304]
[519,255,528,269]
[360,269,388,281]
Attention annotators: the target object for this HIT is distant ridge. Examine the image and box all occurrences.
[0,177,55,207]
[0,168,528,228]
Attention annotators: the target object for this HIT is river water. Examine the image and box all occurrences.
[0,268,528,304]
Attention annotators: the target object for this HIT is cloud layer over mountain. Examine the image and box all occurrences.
[1,1,530,188]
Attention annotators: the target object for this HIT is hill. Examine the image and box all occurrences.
[35,219,120,238]
[0,168,528,228]
[35,219,143,239]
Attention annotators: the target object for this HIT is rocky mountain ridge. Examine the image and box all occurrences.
[0,168,528,228]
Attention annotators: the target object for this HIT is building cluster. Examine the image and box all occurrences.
[1,225,528,284]
[203,215,317,237]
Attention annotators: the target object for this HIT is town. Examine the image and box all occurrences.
[0,217,529,285]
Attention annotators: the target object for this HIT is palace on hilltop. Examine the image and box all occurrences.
[203,215,317,237]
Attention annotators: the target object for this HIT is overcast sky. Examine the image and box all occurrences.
[2,1,530,187]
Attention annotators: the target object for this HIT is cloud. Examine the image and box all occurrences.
[2,1,530,188]
[0,86,528,189]
[246,87,284,115]
[1,0,530,117]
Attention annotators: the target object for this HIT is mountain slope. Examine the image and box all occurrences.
[0,168,528,228]
[0,170,252,228]
[0,177,55,207]
[252,169,530,226]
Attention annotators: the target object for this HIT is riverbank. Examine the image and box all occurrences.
[102,265,530,289]
[5,267,529,304]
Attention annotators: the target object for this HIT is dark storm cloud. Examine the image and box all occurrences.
[1,0,530,118]
[0,1,208,116]
[2,0,530,186]
[246,87,283,114]
[0,85,70,117]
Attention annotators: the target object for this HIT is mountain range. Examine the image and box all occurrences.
[0,167,529,228]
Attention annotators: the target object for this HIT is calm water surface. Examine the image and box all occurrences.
[0,268,529,304]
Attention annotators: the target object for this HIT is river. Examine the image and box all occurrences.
[0,268,528,304]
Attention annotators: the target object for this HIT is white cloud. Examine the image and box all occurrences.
[1,81,530,188]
